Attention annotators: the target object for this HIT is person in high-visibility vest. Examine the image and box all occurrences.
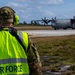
[0,6,42,75]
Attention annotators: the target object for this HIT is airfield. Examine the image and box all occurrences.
[15,25,75,37]
[15,25,75,75]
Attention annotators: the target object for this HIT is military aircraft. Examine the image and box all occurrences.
[31,17,51,25]
[51,17,75,30]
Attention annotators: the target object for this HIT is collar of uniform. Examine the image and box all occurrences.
[0,27,9,31]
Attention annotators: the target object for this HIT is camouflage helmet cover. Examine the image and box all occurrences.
[0,6,15,23]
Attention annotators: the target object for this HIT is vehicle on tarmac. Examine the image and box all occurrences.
[51,17,75,30]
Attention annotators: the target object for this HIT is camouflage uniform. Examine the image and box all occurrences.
[27,39,42,75]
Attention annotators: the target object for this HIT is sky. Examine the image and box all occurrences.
[0,0,75,23]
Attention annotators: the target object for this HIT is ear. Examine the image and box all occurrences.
[14,15,19,25]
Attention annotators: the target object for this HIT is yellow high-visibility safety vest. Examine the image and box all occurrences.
[0,28,29,75]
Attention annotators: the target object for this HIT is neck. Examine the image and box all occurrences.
[1,23,13,27]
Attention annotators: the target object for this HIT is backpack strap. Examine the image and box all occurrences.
[8,27,27,53]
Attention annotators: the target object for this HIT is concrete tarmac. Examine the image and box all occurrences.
[22,30,75,37]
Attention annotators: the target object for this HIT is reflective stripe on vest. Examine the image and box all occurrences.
[8,74,29,75]
[0,30,29,75]
[0,58,27,64]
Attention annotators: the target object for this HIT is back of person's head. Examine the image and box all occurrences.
[0,6,19,26]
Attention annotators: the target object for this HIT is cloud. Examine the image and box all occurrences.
[14,0,36,3]
[7,2,28,8]
[38,0,64,5]
[15,0,24,1]
[5,0,64,23]
[42,10,56,18]
[11,0,64,5]
[44,11,55,16]
[7,2,19,7]
[7,2,32,13]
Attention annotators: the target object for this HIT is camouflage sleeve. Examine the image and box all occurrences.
[27,38,43,75]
